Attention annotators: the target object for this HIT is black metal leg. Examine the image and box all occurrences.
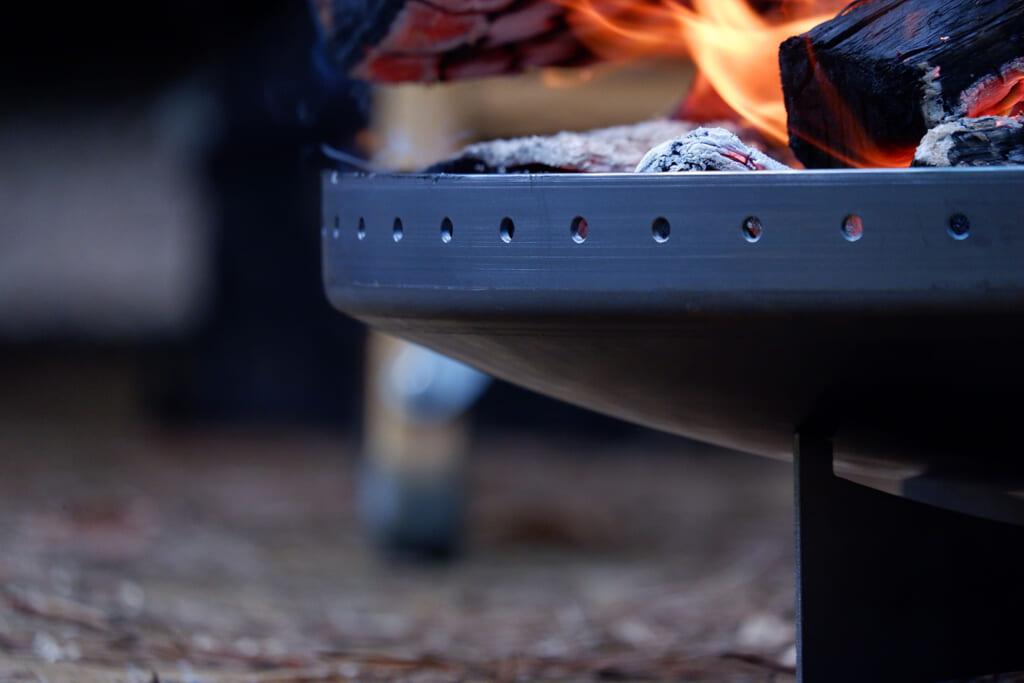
[795,432,1024,683]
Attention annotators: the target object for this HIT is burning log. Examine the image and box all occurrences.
[913,116,1024,167]
[427,119,711,173]
[317,0,593,82]
[779,0,1024,168]
[635,128,790,172]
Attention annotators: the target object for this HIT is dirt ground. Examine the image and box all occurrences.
[0,424,799,682]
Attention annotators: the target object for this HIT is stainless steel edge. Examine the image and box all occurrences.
[322,168,1024,317]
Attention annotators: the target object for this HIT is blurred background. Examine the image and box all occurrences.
[0,3,795,680]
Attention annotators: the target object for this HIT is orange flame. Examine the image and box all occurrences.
[554,0,854,151]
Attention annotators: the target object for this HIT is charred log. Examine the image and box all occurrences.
[780,0,1024,169]
[316,0,593,83]
[635,128,790,172]
[913,116,1024,167]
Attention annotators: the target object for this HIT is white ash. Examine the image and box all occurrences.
[913,115,1024,167]
[635,127,791,172]
[919,61,946,129]
[432,119,734,173]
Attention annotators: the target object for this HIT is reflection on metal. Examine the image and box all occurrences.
[835,453,1024,527]
[380,342,491,424]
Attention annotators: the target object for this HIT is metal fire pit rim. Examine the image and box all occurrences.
[327,165,1024,181]
[322,166,1024,318]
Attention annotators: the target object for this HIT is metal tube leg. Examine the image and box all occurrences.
[795,432,1024,683]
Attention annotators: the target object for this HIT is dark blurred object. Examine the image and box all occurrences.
[0,2,290,105]
[152,3,370,426]
[0,1,370,428]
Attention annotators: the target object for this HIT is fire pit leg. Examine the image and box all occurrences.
[794,432,1024,682]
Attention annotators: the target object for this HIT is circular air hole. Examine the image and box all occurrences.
[841,214,864,242]
[440,217,453,244]
[742,216,763,242]
[500,217,515,243]
[652,217,671,243]
[357,217,366,240]
[393,217,404,242]
[948,213,970,240]
[571,216,589,243]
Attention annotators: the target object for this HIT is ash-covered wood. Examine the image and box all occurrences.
[914,116,1024,167]
[635,128,790,172]
[427,119,722,173]
[780,0,1024,168]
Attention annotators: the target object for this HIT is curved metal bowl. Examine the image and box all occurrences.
[322,168,1024,476]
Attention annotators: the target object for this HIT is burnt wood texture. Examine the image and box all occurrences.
[913,115,1024,167]
[316,0,593,82]
[780,0,1024,168]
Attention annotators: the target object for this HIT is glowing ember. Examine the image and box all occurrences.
[554,0,847,146]
[962,58,1024,119]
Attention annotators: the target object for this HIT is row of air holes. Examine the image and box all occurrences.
[331,213,973,243]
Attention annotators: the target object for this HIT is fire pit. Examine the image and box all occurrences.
[323,166,1024,681]
[318,0,1024,679]
[323,165,1024,466]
